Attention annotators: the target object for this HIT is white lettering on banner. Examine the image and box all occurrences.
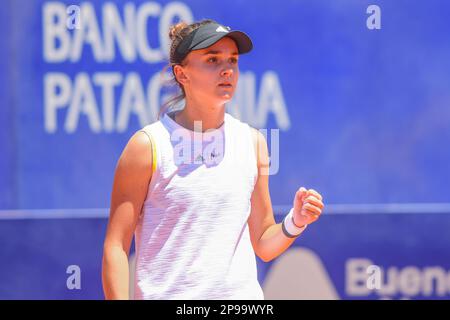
[92,73,123,132]
[346,258,371,296]
[135,2,162,62]
[116,73,149,132]
[159,2,193,58]
[70,3,104,62]
[43,1,193,63]
[44,71,290,134]
[66,73,102,133]
[147,70,171,122]
[102,3,137,62]
[45,72,152,133]
[42,1,291,133]
[43,2,70,62]
[44,73,71,133]
[346,258,450,299]
[257,71,290,130]
[227,72,290,130]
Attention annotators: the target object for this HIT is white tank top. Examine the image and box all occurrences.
[134,111,264,300]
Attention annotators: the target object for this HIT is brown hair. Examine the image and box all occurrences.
[158,19,218,119]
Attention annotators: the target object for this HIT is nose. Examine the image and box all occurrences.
[220,67,234,78]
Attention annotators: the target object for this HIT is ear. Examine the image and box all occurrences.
[173,65,189,85]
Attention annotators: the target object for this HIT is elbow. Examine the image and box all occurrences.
[256,249,276,263]
[102,242,129,268]
[255,237,277,263]
[102,243,113,262]
[103,240,129,256]
[259,254,275,263]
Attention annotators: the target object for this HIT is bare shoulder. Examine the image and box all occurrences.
[117,130,153,176]
[106,130,153,254]
[249,126,269,169]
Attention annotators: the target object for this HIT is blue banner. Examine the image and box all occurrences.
[1,0,450,299]
[1,0,450,209]
[1,210,450,299]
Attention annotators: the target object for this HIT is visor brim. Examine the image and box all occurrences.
[191,30,253,54]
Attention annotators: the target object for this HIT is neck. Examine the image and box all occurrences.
[175,96,226,132]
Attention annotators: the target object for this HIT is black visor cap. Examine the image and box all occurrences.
[173,23,253,63]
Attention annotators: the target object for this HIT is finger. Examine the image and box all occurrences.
[301,210,319,221]
[304,196,324,209]
[302,203,322,216]
[297,187,308,197]
[302,202,322,214]
[307,189,322,201]
[296,188,308,202]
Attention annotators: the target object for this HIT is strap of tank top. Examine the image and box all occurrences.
[139,130,157,174]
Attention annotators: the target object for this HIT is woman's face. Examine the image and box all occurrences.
[176,37,239,105]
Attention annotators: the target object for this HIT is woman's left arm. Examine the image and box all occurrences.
[248,129,324,262]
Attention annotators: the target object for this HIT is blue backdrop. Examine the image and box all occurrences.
[1,0,450,299]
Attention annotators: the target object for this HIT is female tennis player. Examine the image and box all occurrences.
[102,19,324,300]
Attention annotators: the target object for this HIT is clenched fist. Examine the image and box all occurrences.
[292,187,324,227]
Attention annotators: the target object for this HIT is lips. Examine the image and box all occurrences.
[218,82,233,88]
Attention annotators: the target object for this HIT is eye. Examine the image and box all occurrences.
[207,57,218,63]
[229,57,238,64]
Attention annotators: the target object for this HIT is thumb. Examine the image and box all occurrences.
[294,187,308,209]
[299,187,308,201]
